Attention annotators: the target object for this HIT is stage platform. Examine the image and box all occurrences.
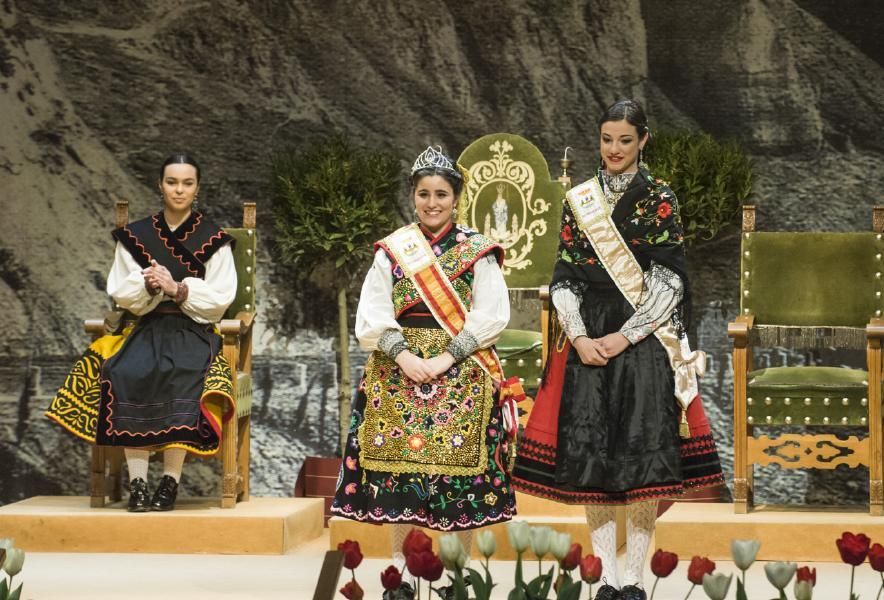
[329,491,627,559]
[656,502,879,562]
[0,496,324,555]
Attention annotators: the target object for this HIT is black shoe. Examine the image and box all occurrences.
[150,475,179,511]
[594,584,621,600]
[127,477,150,512]
[620,585,647,600]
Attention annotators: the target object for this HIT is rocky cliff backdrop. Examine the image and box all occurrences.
[2,0,883,506]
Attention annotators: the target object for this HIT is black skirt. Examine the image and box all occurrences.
[554,284,684,496]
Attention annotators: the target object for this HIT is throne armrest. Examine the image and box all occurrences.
[220,311,255,336]
[867,318,884,339]
[83,310,127,336]
[727,314,755,347]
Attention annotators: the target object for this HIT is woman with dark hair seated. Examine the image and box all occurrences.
[513,100,724,600]
[47,153,237,512]
[331,146,521,580]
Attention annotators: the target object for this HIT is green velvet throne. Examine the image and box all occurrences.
[457,135,569,396]
[728,205,884,514]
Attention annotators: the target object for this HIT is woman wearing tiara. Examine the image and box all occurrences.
[513,100,723,600]
[331,146,519,575]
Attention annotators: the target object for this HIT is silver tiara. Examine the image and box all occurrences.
[410,146,461,178]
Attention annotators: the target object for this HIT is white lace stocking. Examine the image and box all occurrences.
[623,500,658,588]
[585,504,618,589]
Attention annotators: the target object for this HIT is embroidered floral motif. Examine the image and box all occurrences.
[357,327,493,476]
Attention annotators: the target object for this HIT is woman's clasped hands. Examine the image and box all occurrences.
[395,351,456,384]
[572,333,630,366]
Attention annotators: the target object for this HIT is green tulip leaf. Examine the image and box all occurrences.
[555,579,582,600]
[6,584,21,600]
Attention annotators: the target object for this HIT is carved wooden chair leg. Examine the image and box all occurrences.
[237,415,251,502]
[221,413,239,508]
[90,446,106,508]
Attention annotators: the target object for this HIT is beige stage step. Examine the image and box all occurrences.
[0,496,324,555]
[329,492,626,559]
[656,502,880,562]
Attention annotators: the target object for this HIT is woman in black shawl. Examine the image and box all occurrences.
[513,100,723,600]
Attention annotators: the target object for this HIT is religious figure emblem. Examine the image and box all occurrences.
[462,140,551,275]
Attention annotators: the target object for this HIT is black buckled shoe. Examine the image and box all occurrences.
[150,475,179,511]
[620,585,646,600]
[127,477,151,512]
[594,584,621,600]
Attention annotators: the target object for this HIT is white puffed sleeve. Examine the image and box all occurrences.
[446,255,510,361]
[355,250,402,353]
[179,244,237,324]
[106,242,164,316]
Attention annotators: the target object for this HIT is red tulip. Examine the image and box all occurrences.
[339,579,364,600]
[870,544,884,572]
[687,556,715,585]
[561,543,582,571]
[651,549,679,578]
[423,553,444,582]
[407,549,442,580]
[380,565,402,590]
[337,540,363,570]
[836,532,871,566]
[402,528,433,557]
[795,565,816,586]
[580,554,603,583]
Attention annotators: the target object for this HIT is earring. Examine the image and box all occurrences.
[639,148,648,170]
[452,206,458,221]
[599,157,605,172]
[193,193,200,211]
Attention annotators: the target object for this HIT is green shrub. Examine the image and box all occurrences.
[271,136,402,452]
[647,130,754,246]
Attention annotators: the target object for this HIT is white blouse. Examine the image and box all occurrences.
[106,240,237,325]
[355,249,510,359]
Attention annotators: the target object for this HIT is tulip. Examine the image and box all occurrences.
[649,549,678,600]
[837,532,870,600]
[795,566,816,586]
[687,556,715,585]
[764,561,796,590]
[406,550,435,579]
[702,572,732,600]
[685,556,715,599]
[380,565,402,591]
[476,530,496,559]
[550,531,572,563]
[2,547,24,577]
[794,580,813,600]
[561,543,582,571]
[871,544,884,572]
[402,528,433,557]
[339,579,364,600]
[730,539,761,571]
[836,531,871,566]
[580,554,602,583]
[0,539,12,550]
[651,549,679,578]
[506,521,531,553]
[872,544,884,600]
[438,534,466,571]
[530,526,553,560]
[337,540,363,570]
[423,553,444,583]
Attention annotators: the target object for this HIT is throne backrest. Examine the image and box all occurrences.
[457,134,566,289]
[224,202,257,319]
[740,231,883,327]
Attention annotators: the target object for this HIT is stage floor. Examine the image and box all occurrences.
[15,530,884,599]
